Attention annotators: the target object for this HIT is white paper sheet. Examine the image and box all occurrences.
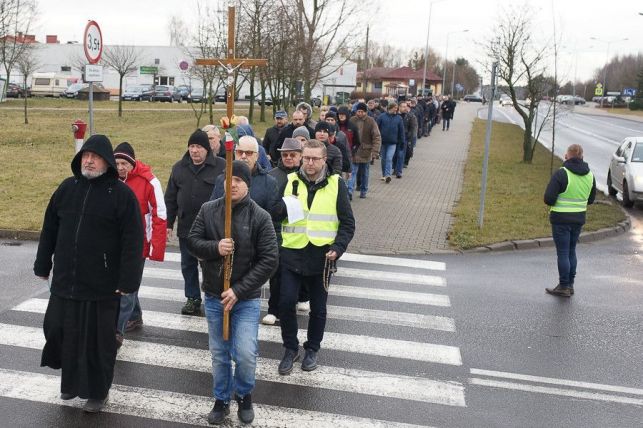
[283,195,305,224]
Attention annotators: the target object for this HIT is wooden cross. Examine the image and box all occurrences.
[195,5,268,120]
[195,5,267,341]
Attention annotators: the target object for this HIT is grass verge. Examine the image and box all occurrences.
[449,119,626,249]
[0,102,274,231]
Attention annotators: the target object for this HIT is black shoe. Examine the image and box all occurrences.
[570,285,574,295]
[359,192,367,199]
[278,348,300,375]
[301,348,318,371]
[125,318,143,332]
[348,194,353,201]
[385,176,392,183]
[396,174,402,179]
[60,392,75,400]
[83,395,109,413]
[235,394,255,424]
[207,399,230,425]
[545,284,571,297]
[181,298,202,316]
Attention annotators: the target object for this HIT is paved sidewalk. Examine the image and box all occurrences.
[348,103,478,254]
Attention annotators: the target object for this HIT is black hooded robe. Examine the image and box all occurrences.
[34,135,144,400]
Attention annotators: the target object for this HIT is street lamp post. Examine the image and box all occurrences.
[442,29,468,96]
[421,0,446,97]
[590,36,628,107]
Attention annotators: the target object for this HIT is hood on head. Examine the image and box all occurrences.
[236,124,255,138]
[71,134,117,179]
[296,102,312,119]
[337,106,351,123]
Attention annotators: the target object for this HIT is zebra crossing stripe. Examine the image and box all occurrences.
[162,251,447,271]
[321,284,451,307]
[0,323,465,407]
[143,266,446,287]
[12,299,462,366]
[0,368,431,427]
[123,286,453,331]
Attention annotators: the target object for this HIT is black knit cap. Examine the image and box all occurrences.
[325,111,338,121]
[114,142,136,167]
[315,121,332,134]
[355,102,368,112]
[232,160,252,187]
[188,129,211,152]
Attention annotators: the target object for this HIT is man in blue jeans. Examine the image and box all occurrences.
[376,102,405,183]
[544,144,596,297]
[187,161,277,424]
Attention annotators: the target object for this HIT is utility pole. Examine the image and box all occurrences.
[363,25,369,95]
[478,62,497,229]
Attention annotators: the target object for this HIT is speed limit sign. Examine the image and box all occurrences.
[84,20,103,64]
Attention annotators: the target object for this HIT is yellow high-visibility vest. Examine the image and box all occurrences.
[282,173,340,248]
[551,167,593,213]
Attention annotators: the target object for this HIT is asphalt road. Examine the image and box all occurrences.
[477,102,643,192]
[1,219,642,427]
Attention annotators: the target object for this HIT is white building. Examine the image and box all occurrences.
[2,37,357,99]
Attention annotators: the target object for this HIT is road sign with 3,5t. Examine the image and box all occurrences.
[594,83,603,96]
[83,21,103,65]
[140,66,158,75]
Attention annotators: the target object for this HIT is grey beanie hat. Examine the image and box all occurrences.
[292,126,310,140]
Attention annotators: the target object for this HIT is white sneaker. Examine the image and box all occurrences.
[296,301,310,312]
[261,314,278,325]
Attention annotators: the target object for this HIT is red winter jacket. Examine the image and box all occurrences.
[121,160,167,261]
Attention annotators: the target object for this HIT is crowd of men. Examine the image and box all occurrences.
[31,91,464,424]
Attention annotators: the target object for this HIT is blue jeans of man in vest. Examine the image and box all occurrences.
[204,295,261,402]
[551,223,583,287]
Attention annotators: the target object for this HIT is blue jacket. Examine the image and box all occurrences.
[376,112,406,147]
[236,124,272,170]
[210,164,279,214]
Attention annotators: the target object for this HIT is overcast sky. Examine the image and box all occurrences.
[33,0,642,83]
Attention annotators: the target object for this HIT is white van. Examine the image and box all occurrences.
[30,73,73,97]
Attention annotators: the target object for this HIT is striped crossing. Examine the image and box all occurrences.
[0,251,462,426]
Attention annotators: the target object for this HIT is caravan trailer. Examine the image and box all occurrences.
[30,73,73,97]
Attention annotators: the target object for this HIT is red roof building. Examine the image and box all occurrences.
[357,66,443,97]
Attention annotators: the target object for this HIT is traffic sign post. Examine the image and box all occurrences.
[83,20,103,136]
[595,83,603,97]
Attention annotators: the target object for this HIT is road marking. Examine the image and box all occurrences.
[469,378,643,407]
[555,119,620,145]
[143,266,446,287]
[470,368,643,396]
[325,284,451,307]
[0,368,430,427]
[11,301,462,365]
[0,324,465,407]
[571,112,643,134]
[162,252,447,271]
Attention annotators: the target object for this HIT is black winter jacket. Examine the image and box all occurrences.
[272,123,316,160]
[273,168,355,275]
[165,152,226,238]
[34,136,144,300]
[187,195,278,300]
[544,158,596,224]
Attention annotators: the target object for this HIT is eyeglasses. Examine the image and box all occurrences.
[281,152,300,158]
[235,149,256,157]
[302,156,324,163]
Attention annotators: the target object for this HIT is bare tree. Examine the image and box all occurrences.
[0,0,37,87]
[168,16,188,47]
[102,45,142,117]
[486,4,550,163]
[16,41,37,124]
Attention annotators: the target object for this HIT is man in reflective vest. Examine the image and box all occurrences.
[273,139,355,374]
[544,144,596,297]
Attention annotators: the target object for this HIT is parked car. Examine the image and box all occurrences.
[176,85,191,100]
[122,85,154,101]
[463,94,483,102]
[214,87,239,102]
[499,94,513,106]
[573,96,586,105]
[151,85,181,102]
[187,86,207,103]
[61,83,89,99]
[257,96,274,106]
[5,82,31,98]
[607,136,643,207]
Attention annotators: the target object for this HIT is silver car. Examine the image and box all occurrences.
[607,136,643,207]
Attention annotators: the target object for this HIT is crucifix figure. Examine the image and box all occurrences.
[195,5,267,341]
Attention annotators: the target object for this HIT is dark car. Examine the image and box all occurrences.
[214,87,239,102]
[151,85,181,102]
[5,82,31,98]
[463,94,483,102]
[122,85,154,101]
[61,83,89,99]
[188,87,207,103]
[176,85,191,100]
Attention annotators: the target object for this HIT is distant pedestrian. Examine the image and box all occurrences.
[441,96,453,131]
[34,135,144,413]
[165,130,226,316]
[114,142,167,348]
[399,101,418,172]
[349,102,381,198]
[187,160,278,425]
[272,110,315,160]
[202,124,224,158]
[544,144,596,297]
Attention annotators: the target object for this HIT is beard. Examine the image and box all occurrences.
[81,166,107,179]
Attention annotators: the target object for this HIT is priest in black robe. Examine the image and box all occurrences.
[34,134,143,413]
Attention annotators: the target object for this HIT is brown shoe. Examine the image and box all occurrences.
[115,333,124,349]
[545,285,571,297]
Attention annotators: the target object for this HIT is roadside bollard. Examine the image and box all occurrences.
[71,119,88,153]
